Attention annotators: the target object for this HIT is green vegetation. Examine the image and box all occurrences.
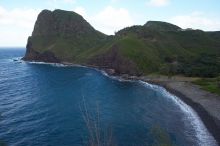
[24,9,220,77]
[117,35,161,73]
[150,125,176,146]
[115,25,220,77]
[144,21,181,31]
[193,77,220,95]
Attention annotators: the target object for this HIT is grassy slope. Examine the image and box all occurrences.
[116,35,161,74]
[30,33,108,61]
[193,77,220,96]
[111,27,220,76]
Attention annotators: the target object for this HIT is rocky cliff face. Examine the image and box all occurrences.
[23,9,106,63]
[23,37,60,63]
[89,45,140,75]
[32,9,98,37]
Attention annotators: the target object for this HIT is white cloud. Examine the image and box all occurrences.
[146,0,169,7]
[91,6,134,34]
[169,12,220,31]
[74,6,87,17]
[49,0,76,3]
[0,5,134,46]
[47,0,76,9]
[73,6,134,35]
[63,0,76,4]
[0,6,40,46]
[90,6,134,34]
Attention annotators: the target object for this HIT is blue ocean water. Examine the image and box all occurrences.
[0,49,217,146]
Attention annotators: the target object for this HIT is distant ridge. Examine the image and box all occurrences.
[144,21,181,31]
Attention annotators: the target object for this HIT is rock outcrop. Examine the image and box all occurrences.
[23,9,106,63]
[89,45,140,75]
[23,37,60,63]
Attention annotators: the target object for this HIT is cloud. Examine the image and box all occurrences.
[63,0,76,3]
[74,6,87,17]
[87,6,134,35]
[0,5,133,46]
[0,6,40,46]
[73,6,134,35]
[49,0,76,3]
[169,12,220,31]
[47,0,76,9]
[146,0,169,7]
[0,5,134,46]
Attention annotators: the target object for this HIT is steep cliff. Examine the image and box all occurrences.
[23,9,107,63]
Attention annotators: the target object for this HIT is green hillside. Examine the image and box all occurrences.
[23,9,220,77]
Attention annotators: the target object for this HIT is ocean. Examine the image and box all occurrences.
[0,48,217,146]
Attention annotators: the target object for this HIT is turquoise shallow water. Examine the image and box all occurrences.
[0,49,217,146]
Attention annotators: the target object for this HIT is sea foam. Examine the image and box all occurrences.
[139,81,217,146]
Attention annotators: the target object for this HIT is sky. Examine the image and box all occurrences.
[0,0,220,47]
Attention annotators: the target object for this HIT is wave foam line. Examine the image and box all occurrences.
[139,81,217,146]
[27,61,68,67]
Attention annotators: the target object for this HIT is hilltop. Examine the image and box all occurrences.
[23,9,220,77]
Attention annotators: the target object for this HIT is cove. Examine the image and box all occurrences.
[0,49,217,146]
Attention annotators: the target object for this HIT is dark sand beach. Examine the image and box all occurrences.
[143,77,220,145]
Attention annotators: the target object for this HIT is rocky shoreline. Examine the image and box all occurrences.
[146,80,220,145]
[96,67,220,145]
